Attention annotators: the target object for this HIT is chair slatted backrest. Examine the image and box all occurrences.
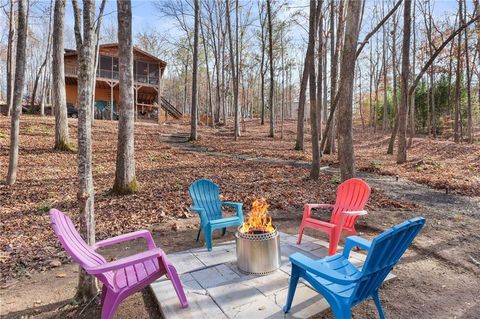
[330,178,371,229]
[351,217,426,304]
[50,209,113,287]
[189,179,223,221]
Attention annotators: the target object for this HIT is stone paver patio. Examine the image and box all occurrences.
[150,232,394,319]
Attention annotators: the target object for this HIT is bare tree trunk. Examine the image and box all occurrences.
[387,13,399,154]
[310,0,322,179]
[408,2,417,148]
[337,0,362,181]
[52,0,71,150]
[190,0,199,140]
[6,0,16,117]
[280,27,285,139]
[267,0,275,137]
[369,41,374,128]
[182,61,187,114]
[295,0,317,151]
[316,5,324,140]
[32,0,53,118]
[225,0,240,139]
[430,69,436,137]
[325,0,344,154]
[382,2,389,132]
[6,0,27,185]
[475,0,480,140]
[113,0,138,195]
[71,0,106,302]
[259,3,266,125]
[199,11,213,128]
[464,0,473,143]
[396,0,412,164]
[454,0,463,143]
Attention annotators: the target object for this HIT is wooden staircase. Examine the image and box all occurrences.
[160,97,182,119]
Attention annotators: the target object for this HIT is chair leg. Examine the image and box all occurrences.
[222,227,226,236]
[166,264,189,308]
[100,284,107,305]
[196,226,202,242]
[205,227,213,251]
[297,224,305,245]
[331,303,352,319]
[283,264,301,313]
[101,290,120,319]
[373,290,386,319]
[328,229,341,256]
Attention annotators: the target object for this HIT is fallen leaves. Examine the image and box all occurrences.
[0,116,413,283]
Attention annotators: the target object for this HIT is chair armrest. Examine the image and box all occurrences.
[342,236,372,258]
[93,230,156,250]
[290,253,360,285]
[190,206,208,225]
[342,210,368,216]
[303,203,334,219]
[222,202,244,220]
[305,203,335,209]
[87,248,163,274]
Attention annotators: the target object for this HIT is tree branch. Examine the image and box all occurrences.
[71,0,82,48]
[408,14,480,97]
[356,0,402,58]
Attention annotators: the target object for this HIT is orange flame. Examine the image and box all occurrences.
[240,198,274,234]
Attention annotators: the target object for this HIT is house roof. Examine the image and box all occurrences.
[64,43,167,67]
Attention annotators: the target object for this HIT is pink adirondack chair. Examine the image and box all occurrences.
[297,178,371,255]
[49,209,188,319]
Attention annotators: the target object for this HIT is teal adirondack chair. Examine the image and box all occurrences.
[188,179,244,250]
[284,217,426,319]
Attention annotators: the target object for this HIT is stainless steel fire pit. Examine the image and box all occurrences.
[235,226,281,275]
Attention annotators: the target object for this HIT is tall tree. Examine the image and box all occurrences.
[190,0,199,140]
[6,0,16,117]
[52,0,71,151]
[397,0,412,164]
[337,0,362,181]
[381,1,388,132]
[387,11,399,154]
[408,1,417,148]
[71,0,106,302]
[31,2,53,116]
[113,0,138,194]
[475,0,480,140]
[225,0,240,139]
[266,0,275,137]
[464,0,473,143]
[295,0,317,151]
[454,0,463,143]
[310,0,322,179]
[258,2,266,125]
[6,0,27,185]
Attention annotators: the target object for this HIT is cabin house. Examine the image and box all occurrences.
[64,43,182,120]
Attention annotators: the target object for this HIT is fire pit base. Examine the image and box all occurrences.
[235,226,281,276]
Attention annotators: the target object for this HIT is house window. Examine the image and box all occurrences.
[112,57,119,79]
[148,63,159,85]
[136,61,148,83]
[99,55,112,78]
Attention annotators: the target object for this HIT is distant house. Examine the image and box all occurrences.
[64,43,181,119]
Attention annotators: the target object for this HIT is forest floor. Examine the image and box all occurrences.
[0,116,479,318]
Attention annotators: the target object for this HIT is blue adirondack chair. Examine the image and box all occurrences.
[189,179,244,251]
[283,217,426,319]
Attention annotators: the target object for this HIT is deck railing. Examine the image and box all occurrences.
[64,65,158,86]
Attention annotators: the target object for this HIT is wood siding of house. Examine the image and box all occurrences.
[64,45,165,115]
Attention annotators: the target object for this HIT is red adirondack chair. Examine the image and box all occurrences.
[50,209,188,319]
[297,178,371,255]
